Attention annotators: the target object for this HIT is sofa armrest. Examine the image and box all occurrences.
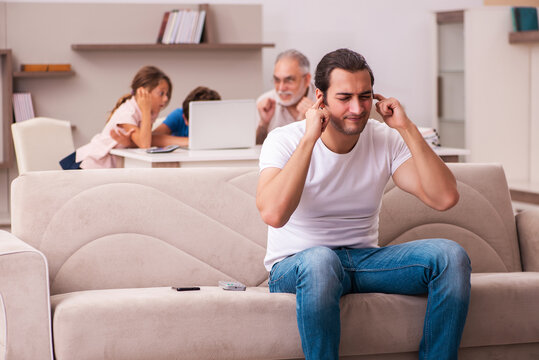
[0,230,52,359]
[516,209,539,272]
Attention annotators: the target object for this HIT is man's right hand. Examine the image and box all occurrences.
[257,97,276,127]
[304,97,329,143]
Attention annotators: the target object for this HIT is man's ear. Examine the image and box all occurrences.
[183,113,189,126]
[315,88,326,105]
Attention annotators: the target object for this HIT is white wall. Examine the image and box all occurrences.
[466,7,539,183]
[262,0,479,127]
[5,0,484,128]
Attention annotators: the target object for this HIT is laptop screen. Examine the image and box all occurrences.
[188,99,256,150]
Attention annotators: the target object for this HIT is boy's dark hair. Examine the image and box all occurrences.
[182,86,221,120]
[315,48,374,102]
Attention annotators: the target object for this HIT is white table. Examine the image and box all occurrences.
[110,146,262,168]
[111,146,469,168]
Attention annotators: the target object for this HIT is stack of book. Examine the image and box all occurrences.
[156,9,206,44]
[418,127,441,148]
[12,93,35,123]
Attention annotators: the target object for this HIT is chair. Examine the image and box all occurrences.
[11,117,75,174]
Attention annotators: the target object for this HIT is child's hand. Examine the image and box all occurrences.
[135,87,152,115]
[110,127,135,148]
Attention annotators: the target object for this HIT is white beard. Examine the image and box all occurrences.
[276,80,306,107]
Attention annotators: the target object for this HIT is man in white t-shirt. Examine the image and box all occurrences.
[257,48,471,360]
[256,49,316,145]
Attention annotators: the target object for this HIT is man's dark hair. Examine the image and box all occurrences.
[182,86,221,120]
[315,48,374,100]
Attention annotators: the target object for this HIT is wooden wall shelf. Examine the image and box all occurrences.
[485,0,539,6]
[509,31,539,44]
[0,50,13,168]
[71,43,275,51]
[13,71,75,78]
[437,10,464,25]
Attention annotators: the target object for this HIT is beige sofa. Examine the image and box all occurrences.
[1,163,539,360]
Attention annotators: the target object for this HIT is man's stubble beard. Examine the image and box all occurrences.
[329,112,370,136]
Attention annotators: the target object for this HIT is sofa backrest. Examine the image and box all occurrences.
[11,168,268,295]
[379,163,520,272]
[10,163,520,296]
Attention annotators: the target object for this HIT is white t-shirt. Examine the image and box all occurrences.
[259,119,412,271]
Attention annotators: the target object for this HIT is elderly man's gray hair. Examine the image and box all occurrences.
[275,49,310,75]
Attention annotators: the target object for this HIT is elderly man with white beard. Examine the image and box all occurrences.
[256,49,316,144]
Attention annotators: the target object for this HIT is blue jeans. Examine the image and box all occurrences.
[268,239,471,360]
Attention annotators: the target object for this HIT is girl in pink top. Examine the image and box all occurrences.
[73,66,172,169]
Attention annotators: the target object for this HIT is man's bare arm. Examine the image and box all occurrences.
[256,97,329,227]
[375,94,459,211]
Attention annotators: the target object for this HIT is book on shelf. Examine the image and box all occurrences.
[21,64,47,72]
[157,8,207,44]
[511,7,539,32]
[21,64,71,72]
[12,93,35,123]
[48,64,71,72]
[170,10,183,44]
[156,11,170,43]
[162,9,178,44]
[189,11,200,43]
[194,10,206,44]
[179,10,195,43]
[174,10,188,44]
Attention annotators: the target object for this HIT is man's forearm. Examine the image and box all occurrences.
[257,137,316,228]
[398,123,457,204]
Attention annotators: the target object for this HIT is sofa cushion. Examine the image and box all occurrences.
[51,287,302,360]
[51,273,539,360]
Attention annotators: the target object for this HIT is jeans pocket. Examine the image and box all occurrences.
[268,259,298,294]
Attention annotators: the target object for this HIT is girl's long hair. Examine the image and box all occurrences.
[106,65,172,122]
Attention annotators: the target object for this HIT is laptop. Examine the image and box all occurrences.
[187,99,256,150]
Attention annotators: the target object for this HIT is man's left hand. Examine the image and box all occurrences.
[295,97,315,121]
[374,94,412,131]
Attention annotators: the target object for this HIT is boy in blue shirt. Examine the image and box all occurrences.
[152,86,221,146]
